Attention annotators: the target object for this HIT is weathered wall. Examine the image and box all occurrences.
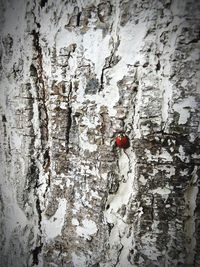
[0,0,200,266]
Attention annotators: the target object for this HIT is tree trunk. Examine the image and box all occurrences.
[0,0,199,266]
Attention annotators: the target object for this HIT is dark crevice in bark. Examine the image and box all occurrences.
[31,28,50,166]
[40,0,48,8]
[32,245,42,265]
[31,163,43,265]
[43,148,51,198]
[99,111,107,145]
[156,60,161,71]
[2,125,7,138]
[77,12,82,26]
[114,242,124,267]
[100,65,109,92]
[36,197,42,228]
[179,32,200,45]
[30,63,37,77]
[26,159,37,189]
[107,222,114,235]
[29,14,49,264]
[151,195,155,221]
[194,180,200,265]
[99,51,116,91]
[31,0,41,29]
[99,37,120,92]
[187,37,200,44]
[7,139,11,158]
[65,107,72,153]
[43,148,50,172]
[31,30,40,53]
[2,114,6,122]
[32,193,43,265]
[65,81,73,152]
[26,158,43,265]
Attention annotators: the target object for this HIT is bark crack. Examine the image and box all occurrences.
[99,36,120,91]
[124,149,132,182]
[114,236,124,267]
[77,12,82,26]
[65,81,73,153]
[26,159,43,266]
[32,196,43,265]
[29,5,50,264]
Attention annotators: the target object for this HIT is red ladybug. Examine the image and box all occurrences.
[115,134,130,149]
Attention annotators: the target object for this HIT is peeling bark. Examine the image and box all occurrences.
[0,0,200,266]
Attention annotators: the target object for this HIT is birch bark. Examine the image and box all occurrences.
[0,0,199,266]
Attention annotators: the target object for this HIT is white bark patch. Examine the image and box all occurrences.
[79,130,98,152]
[144,148,173,162]
[82,29,111,80]
[72,218,79,226]
[150,187,172,196]
[72,252,87,267]
[1,0,199,265]
[106,150,137,217]
[76,219,98,239]
[42,198,67,241]
[161,78,173,123]
[173,96,197,124]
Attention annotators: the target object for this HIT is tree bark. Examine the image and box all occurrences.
[0,0,200,266]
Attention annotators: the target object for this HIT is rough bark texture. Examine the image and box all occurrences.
[0,0,200,266]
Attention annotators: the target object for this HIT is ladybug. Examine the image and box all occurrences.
[115,134,130,149]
